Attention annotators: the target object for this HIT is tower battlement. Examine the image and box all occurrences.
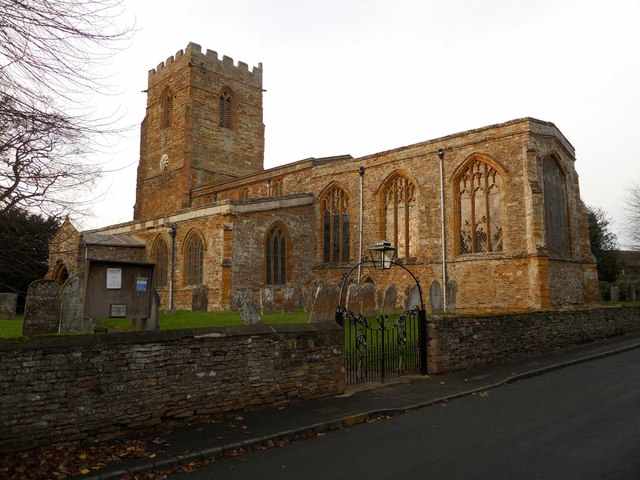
[148,42,262,88]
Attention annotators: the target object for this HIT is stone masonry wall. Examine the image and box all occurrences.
[427,306,640,373]
[0,322,344,453]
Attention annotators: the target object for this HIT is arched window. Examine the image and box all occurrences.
[321,185,350,263]
[265,224,287,286]
[152,237,169,288]
[53,261,69,283]
[383,173,416,259]
[184,231,204,286]
[219,89,233,128]
[457,158,503,254]
[162,88,172,128]
[543,156,570,254]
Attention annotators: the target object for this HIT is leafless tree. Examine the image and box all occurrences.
[624,180,640,250]
[0,0,132,216]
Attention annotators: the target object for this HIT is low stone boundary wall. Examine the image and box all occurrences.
[0,322,344,453]
[427,306,640,373]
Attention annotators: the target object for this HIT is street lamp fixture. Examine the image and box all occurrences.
[369,240,397,270]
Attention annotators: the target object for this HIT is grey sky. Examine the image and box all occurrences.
[87,0,640,246]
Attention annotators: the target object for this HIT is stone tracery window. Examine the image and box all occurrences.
[265,223,287,286]
[321,185,350,263]
[457,158,503,254]
[184,231,204,286]
[152,237,169,288]
[383,173,416,259]
[219,89,233,128]
[543,156,570,254]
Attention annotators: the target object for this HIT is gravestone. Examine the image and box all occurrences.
[610,285,620,303]
[381,284,397,315]
[0,293,18,320]
[23,280,61,336]
[361,283,377,317]
[446,280,458,313]
[147,289,160,331]
[59,271,86,333]
[404,284,421,311]
[302,279,320,312]
[309,285,340,322]
[192,285,208,312]
[345,283,363,314]
[282,285,300,313]
[375,288,384,311]
[260,287,277,314]
[233,289,262,325]
[429,280,443,313]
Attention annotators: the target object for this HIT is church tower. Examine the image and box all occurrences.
[133,43,265,220]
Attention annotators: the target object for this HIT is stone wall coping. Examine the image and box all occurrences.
[0,321,341,352]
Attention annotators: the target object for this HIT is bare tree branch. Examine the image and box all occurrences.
[0,0,133,216]
[624,180,640,250]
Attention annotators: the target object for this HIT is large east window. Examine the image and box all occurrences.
[543,156,570,254]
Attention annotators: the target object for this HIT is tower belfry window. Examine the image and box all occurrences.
[162,89,173,129]
[219,90,233,128]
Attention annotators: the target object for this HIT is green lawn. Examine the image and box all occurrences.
[0,309,311,339]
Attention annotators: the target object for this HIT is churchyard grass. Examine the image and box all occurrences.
[0,309,311,338]
[0,317,24,338]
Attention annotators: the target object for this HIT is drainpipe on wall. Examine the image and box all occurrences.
[437,148,448,311]
[167,222,177,313]
[358,166,365,283]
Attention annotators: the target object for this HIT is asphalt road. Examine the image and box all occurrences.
[171,348,640,479]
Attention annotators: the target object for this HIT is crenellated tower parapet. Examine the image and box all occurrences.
[134,42,265,220]
[148,42,263,89]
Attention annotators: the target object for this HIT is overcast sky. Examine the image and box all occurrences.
[84,0,640,246]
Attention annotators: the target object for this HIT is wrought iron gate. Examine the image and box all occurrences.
[338,305,426,384]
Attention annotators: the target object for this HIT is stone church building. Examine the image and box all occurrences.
[47,42,599,314]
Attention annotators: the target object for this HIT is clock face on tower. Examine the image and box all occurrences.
[159,154,169,172]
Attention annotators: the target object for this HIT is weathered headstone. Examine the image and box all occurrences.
[0,293,18,320]
[362,283,377,317]
[147,289,160,331]
[59,271,86,333]
[233,289,262,325]
[345,283,363,314]
[446,280,458,313]
[404,284,421,311]
[309,285,340,322]
[429,280,442,313]
[282,285,300,313]
[375,288,384,311]
[610,285,620,303]
[381,284,398,315]
[302,279,320,312]
[192,285,208,312]
[260,287,277,314]
[23,280,61,336]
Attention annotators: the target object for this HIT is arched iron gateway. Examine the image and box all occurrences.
[335,242,428,384]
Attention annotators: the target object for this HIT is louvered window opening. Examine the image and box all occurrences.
[219,93,232,128]
[543,157,570,253]
[458,160,503,254]
[186,235,204,286]
[163,92,172,128]
[322,187,350,263]
[384,175,416,259]
[266,227,287,285]
[153,239,169,288]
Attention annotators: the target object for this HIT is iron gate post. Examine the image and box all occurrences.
[418,308,428,374]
